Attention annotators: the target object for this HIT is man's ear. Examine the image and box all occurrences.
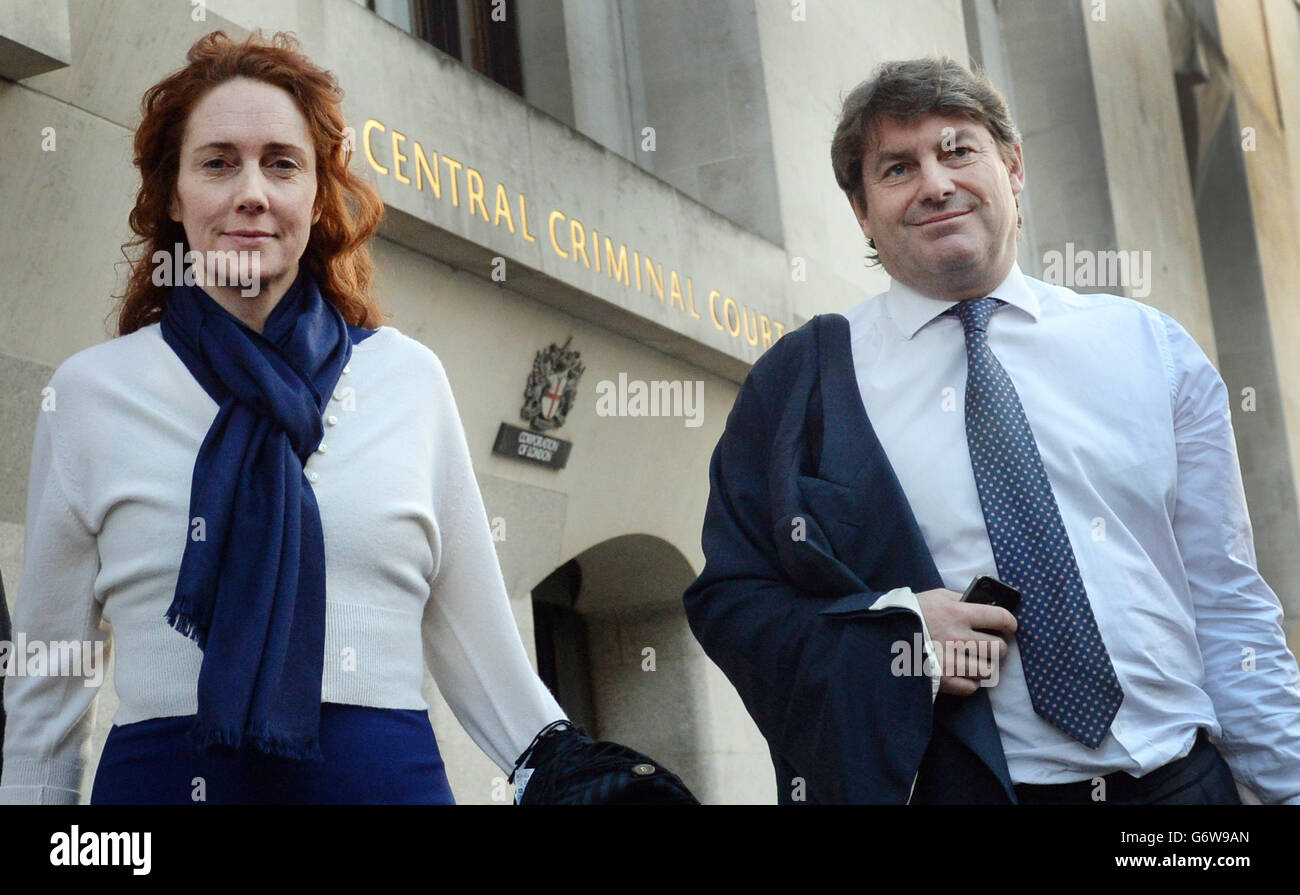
[167,190,180,223]
[1006,143,1025,197]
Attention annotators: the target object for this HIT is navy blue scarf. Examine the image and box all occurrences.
[160,266,353,762]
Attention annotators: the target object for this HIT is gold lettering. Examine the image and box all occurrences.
[363,119,388,175]
[466,168,489,221]
[708,290,725,330]
[548,210,569,259]
[519,194,536,242]
[723,296,741,337]
[492,183,515,233]
[687,278,701,319]
[569,218,591,269]
[644,256,665,302]
[742,306,760,346]
[441,156,463,207]
[391,130,410,185]
[358,117,771,341]
[668,271,686,311]
[362,117,784,345]
[604,238,629,286]
[413,141,440,197]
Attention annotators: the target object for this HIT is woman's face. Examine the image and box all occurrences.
[169,76,319,326]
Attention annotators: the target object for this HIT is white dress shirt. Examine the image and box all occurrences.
[1,323,565,803]
[845,261,1300,803]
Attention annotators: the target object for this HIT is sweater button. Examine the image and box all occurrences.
[316,442,328,454]
[326,415,339,426]
[306,471,319,483]
[342,364,351,375]
[332,388,346,401]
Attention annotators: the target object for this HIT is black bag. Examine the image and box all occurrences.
[509,720,700,805]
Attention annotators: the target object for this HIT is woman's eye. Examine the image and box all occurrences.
[200,158,299,170]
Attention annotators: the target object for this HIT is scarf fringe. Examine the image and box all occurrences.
[165,607,209,651]
[188,718,324,763]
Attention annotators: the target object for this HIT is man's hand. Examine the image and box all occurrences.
[914,588,1018,696]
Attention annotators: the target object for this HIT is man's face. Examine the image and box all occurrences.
[851,113,1024,300]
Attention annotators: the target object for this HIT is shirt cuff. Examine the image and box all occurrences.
[869,587,939,701]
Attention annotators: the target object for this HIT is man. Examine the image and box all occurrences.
[683,56,1300,804]
[0,570,8,780]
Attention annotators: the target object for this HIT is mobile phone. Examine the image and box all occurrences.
[960,575,1021,617]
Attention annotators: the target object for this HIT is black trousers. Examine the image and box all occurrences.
[1013,729,1242,805]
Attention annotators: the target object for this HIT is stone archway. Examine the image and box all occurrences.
[529,533,708,797]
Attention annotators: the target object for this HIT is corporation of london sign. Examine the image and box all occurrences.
[491,337,584,469]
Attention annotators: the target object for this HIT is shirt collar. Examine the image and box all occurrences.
[884,261,1040,339]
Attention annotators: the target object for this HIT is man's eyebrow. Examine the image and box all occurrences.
[874,147,914,165]
[190,141,308,156]
[872,128,982,169]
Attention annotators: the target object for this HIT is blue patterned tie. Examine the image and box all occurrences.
[946,297,1123,748]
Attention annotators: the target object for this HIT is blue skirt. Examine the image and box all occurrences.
[90,703,456,805]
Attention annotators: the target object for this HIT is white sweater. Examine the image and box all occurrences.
[0,323,565,804]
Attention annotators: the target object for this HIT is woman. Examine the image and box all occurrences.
[0,29,566,805]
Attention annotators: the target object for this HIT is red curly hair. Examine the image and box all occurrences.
[114,29,388,335]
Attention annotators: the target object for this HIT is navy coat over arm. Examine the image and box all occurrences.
[683,314,1019,804]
